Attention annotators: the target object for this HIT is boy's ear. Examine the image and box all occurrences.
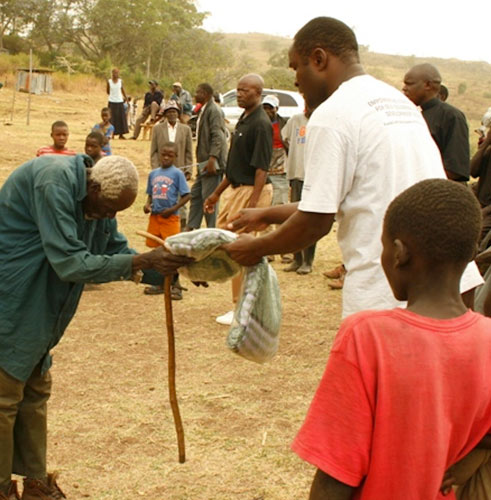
[393,238,410,268]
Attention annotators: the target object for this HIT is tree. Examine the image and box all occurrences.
[0,0,32,50]
[65,0,205,70]
[263,68,296,91]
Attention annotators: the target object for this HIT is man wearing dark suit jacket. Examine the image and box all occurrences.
[187,83,228,229]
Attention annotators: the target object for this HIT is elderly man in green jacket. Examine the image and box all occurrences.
[0,154,189,500]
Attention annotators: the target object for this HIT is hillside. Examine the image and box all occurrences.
[220,32,491,147]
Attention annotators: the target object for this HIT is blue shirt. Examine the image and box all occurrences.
[146,165,190,215]
[92,123,115,155]
[0,154,135,381]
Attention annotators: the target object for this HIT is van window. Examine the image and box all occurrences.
[222,92,238,107]
[262,91,297,107]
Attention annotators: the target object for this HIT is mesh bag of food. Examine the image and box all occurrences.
[165,228,281,363]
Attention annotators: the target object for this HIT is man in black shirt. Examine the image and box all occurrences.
[403,63,470,182]
[131,80,164,140]
[204,73,273,325]
[471,127,491,244]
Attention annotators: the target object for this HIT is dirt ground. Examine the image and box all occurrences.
[0,87,344,499]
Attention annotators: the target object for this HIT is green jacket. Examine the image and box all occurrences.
[0,155,134,381]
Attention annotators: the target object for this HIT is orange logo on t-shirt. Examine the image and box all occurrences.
[299,126,306,137]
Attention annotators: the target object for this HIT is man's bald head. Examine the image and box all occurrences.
[236,73,264,112]
[408,64,441,85]
[403,63,442,106]
[239,73,264,92]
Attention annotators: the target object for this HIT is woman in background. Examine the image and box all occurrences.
[106,68,128,139]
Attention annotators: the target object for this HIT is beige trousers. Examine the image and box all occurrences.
[217,183,273,302]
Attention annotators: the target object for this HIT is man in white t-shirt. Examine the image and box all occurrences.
[223,16,482,319]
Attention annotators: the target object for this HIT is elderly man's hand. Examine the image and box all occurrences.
[133,247,193,275]
[226,208,269,233]
[222,233,263,266]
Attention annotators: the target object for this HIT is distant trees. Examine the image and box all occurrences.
[0,0,236,91]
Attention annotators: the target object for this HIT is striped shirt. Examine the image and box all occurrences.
[36,146,77,157]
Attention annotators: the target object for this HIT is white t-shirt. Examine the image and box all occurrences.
[108,78,124,103]
[281,113,308,181]
[299,74,482,317]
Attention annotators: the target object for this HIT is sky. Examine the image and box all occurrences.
[196,0,491,64]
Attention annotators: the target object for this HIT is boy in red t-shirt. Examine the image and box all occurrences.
[292,179,491,500]
[36,120,76,157]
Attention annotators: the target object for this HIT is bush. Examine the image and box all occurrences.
[2,35,29,54]
[0,53,41,78]
[458,82,467,95]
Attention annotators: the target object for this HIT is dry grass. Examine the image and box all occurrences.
[0,86,344,499]
[1,57,486,495]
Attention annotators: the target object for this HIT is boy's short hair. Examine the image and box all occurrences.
[385,179,481,264]
[51,120,68,131]
[160,141,178,154]
[101,107,110,113]
[86,131,104,146]
[293,17,359,63]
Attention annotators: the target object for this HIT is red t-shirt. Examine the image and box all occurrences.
[292,308,491,499]
[272,121,283,150]
[36,145,76,157]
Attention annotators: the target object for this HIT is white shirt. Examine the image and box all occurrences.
[196,100,209,140]
[167,121,178,142]
[108,78,124,103]
[281,112,308,181]
[299,75,482,317]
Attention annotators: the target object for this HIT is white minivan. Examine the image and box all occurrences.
[221,88,304,132]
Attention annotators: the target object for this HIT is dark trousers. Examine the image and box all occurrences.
[0,364,51,491]
[187,172,222,229]
[290,179,316,266]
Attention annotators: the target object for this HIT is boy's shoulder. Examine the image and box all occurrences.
[150,165,186,179]
[37,145,76,157]
[169,165,188,180]
[335,308,490,352]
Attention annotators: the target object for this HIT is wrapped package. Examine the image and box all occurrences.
[165,228,281,363]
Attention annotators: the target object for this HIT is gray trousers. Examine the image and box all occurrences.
[0,365,51,491]
[187,172,222,229]
[132,101,159,139]
[290,179,316,266]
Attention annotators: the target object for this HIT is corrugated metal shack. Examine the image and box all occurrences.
[16,68,54,94]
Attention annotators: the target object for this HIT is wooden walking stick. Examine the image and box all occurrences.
[136,230,186,463]
[164,273,186,463]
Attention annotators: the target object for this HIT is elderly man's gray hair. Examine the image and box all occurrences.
[90,156,139,200]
